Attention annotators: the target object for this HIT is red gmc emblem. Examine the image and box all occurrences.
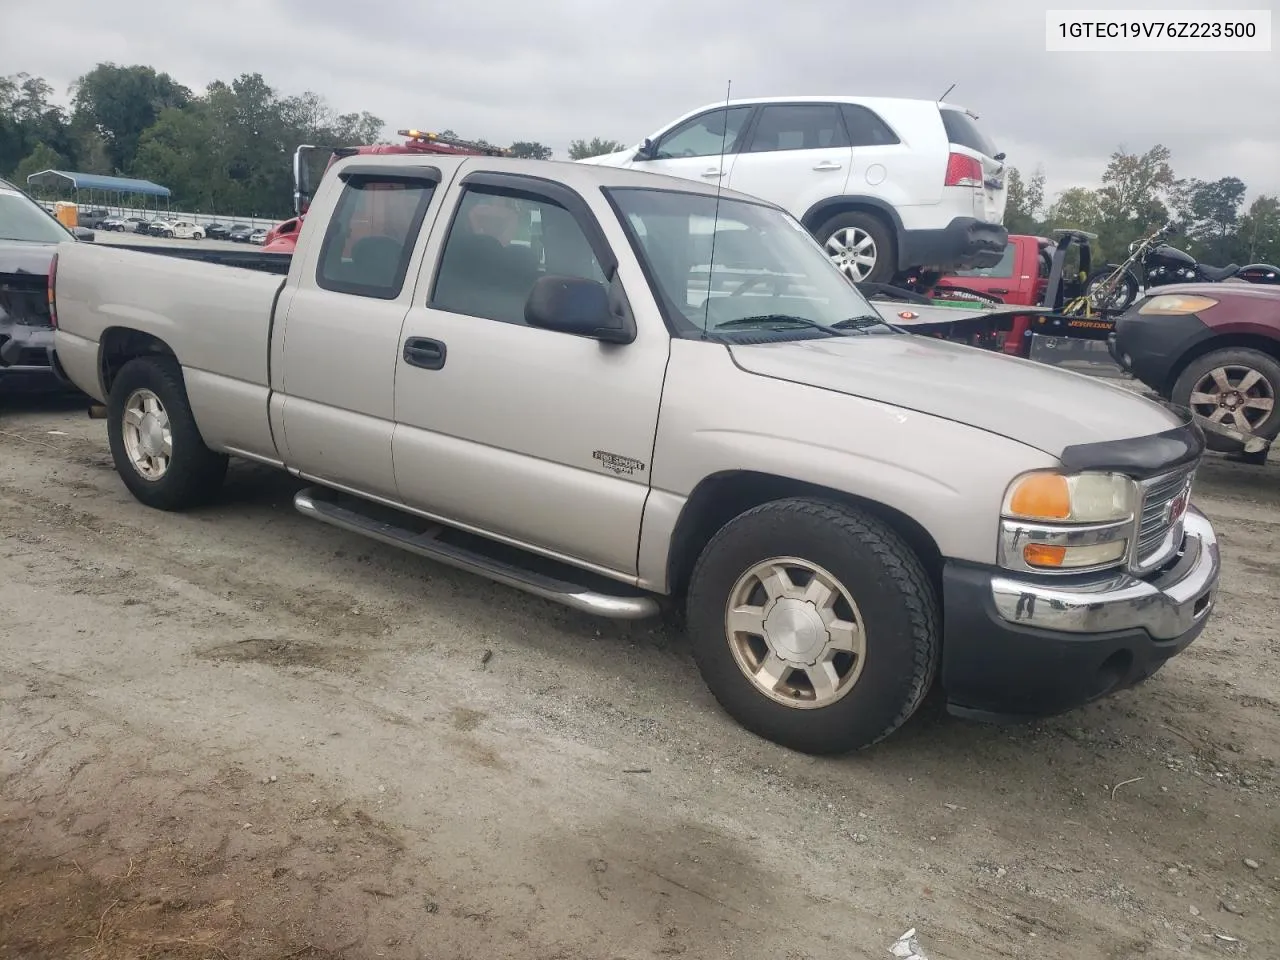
[1166,487,1189,524]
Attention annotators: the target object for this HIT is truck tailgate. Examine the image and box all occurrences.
[53,240,285,393]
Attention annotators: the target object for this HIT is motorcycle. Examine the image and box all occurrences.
[1086,223,1280,314]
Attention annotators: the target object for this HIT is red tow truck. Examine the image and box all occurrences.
[261,129,508,254]
[931,234,1053,354]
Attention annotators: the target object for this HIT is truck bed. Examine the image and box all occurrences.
[105,242,292,276]
[53,240,287,400]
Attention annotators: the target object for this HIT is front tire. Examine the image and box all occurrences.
[686,498,939,754]
[106,357,228,510]
[1171,348,1280,447]
[815,211,897,284]
[1086,267,1139,313]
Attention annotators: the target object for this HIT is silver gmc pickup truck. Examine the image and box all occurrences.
[50,155,1221,754]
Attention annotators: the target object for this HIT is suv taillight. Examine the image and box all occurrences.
[944,152,983,188]
[47,251,58,328]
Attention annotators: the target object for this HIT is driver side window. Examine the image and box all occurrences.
[653,106,753,160]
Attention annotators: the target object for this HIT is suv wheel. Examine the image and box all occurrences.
[1172,348,1280,453]
[685,497,939,754]
[815,211,896,284]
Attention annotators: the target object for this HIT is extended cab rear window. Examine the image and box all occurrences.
[316,174,438,299]
[940,108,998,159]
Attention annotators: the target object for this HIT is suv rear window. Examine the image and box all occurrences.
[940,108,998,158]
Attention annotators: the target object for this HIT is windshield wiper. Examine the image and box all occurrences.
[832,313,904,333]
[712,314,850,336]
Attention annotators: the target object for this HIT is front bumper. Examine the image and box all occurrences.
[1110,307,1212,393]
[899,217,1008,272]
[941,507,1219,720]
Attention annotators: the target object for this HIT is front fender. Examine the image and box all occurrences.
[635,340,1058,591]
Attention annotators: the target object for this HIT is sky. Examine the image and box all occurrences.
[2,0,1277,207]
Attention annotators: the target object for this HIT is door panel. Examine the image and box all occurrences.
[393,176,668,576]
[279,173,439,500]
[629,104,754,191]
[727,103,853,213]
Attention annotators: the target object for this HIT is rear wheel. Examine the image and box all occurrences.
[106,357,228,510]
[685,497,939,754]
[815,211,896,284]
[1171,348,1280,446]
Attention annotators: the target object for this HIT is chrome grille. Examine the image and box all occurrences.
[1134,467,1195,569]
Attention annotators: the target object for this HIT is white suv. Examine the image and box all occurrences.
[581,96,1008,284]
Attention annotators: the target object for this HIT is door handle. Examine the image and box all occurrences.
[403,336,446,370]
[991,287,1010,294]
[700,168,723,178]
[813,161,843,171]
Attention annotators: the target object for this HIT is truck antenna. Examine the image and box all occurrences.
[938,82,956,102]
[700,80,732,339]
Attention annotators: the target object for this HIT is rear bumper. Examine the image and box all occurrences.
[0,323,64,385]
[941,507,1219,720]
[899,217,1008,272]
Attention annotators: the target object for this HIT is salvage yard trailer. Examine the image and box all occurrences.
[49,154,1220,755]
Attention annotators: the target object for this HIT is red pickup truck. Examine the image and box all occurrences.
[934,235,1053,355]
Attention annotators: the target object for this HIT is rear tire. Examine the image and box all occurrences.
[685,497,939,754]
[815,211,897,284]
[106,357,228,511]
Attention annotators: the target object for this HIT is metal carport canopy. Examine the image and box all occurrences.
[25,170,171,198]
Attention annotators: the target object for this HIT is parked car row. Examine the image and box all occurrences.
[95,216,269,243]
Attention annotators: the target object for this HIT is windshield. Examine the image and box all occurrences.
[605,187,896,340]
[0,186,74,244]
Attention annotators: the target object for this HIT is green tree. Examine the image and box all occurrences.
[568,137,625,160]
[508,141,552,160]
[1170,176,1247,263]
[1093,144,1176,256]
[1235,195,1280,265]
[1047,186,1103,231]
[13,141,64,185]
[71,63,191,173]
[1003,166,1046,236]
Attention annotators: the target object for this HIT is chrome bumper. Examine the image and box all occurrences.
[991,507,1219,639]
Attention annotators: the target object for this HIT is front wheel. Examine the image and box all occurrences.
[106,357,229,510]
[1171,348,1280,445]
[685,498,940,754]
[1085,267,1139,312]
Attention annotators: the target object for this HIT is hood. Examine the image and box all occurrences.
[1142,281,1280,304]
[728,334,1182,458]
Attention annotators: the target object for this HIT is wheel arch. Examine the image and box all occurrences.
[99,327,180,397]
[802,197,904,272]
[665,470,944,602]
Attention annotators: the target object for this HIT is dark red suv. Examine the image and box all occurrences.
[1110,282,1280,460]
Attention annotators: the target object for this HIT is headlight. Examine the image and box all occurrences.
[999,471,1137,573]
[1138,294,1217,316]
[1003,471,1135,523]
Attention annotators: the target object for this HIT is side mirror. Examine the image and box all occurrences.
[73,226,95,241]
[634,138,656,161]
[525,275,635,344]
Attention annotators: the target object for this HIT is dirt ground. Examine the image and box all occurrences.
[1,392,1277,960]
